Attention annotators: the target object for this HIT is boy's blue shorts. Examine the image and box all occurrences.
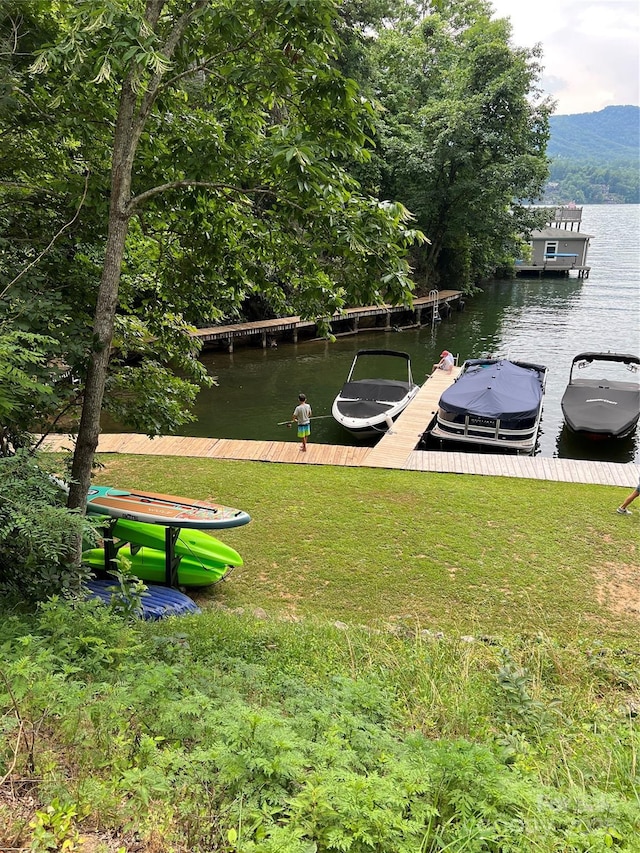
[297,424,310,438]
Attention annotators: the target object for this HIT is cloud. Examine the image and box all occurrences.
[490,0,639,114]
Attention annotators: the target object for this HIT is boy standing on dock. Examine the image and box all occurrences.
[291,393,312,452]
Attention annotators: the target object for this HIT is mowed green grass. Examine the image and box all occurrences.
[91,454,638,645]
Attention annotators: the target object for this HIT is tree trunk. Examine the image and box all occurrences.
[67,84,138,525]
[67,215,130,512]
[64,3,198,535]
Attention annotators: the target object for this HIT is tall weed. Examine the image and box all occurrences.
[1,601,638,851]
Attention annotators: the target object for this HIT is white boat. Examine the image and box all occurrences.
[561,352,640,440]
[332,349,419,438]
[429,358,548,454]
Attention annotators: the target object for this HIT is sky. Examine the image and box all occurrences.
[489,0,640,115]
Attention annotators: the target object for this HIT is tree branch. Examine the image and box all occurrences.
[0,171,90,300]
[31,393,83,454]
[135,0,210,130]
[127,179,302,213]
[158,21,267,92]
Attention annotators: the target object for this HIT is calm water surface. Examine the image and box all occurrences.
[178,204,640,462]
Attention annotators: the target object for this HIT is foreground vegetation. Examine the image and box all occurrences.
[1,456,639,851]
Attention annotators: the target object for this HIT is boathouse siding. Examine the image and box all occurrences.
[527,226,592,267]
[514,205,592,278]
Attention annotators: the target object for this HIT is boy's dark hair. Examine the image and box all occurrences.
[298,393,306,401]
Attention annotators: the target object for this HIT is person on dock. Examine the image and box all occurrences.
[291,393,312,452]
[433,350,455,373]
[616,476,639,515]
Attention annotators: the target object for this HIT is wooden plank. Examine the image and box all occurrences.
[35,432,635,485]
[202,439,221,456]
[114,434,154,454]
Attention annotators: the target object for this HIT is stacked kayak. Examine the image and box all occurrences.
[82,485,250,588]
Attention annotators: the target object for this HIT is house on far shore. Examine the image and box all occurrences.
[515,206,592,278]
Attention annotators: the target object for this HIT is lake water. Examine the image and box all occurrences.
[177,204,640,462]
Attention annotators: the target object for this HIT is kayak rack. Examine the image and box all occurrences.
[102,519,183,588]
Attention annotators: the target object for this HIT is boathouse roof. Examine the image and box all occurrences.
[531,227,593,240]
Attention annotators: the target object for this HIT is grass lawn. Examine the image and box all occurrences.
[87,454,639,646]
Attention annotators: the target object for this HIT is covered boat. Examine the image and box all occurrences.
[429,358,547,454]
[332,349,419,438]
[561,352,640,439]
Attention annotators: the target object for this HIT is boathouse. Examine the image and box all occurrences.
[515,206,592,278]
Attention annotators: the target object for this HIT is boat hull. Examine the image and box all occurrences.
[430,419,541,453]
[332,350,419,439]
[332,382,419,438]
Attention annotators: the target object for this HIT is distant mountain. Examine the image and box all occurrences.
[543,106,639,203]
[548,105,639,163]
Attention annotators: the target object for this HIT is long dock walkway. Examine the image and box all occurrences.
[39,433,372,468]
[38,406,637,489]
[366,366,461,469]
[192,291,463,350]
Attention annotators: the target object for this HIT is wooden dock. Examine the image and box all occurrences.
[192,291,463,351]
[366,367,461,468]
[39,432,372,468]
[514,263,591,279]
[38,378,637,490]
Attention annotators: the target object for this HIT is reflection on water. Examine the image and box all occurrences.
[118,205,640,463]
[556,425,637,463]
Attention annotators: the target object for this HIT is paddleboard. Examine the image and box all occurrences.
[83,546,232,587]
[86,485,251,529]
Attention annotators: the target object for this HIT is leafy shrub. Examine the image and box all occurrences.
[0,329,60,456]
[0,451,95,600]
[1,601,639,851]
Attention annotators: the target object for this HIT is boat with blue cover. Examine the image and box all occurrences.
[428,358,548,454]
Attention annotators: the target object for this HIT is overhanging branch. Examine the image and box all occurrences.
[127,180,305,214]
[0,171,90,300]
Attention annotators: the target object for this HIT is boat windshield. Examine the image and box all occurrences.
[348,352,412,383]
[571,357,640,386]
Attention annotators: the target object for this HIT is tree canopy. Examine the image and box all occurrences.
[357,0,553,286]
[1,0,424,517]
[0,0,551,529]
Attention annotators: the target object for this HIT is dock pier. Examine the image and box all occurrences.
[192,291,464,352]
[38,364,636,486]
